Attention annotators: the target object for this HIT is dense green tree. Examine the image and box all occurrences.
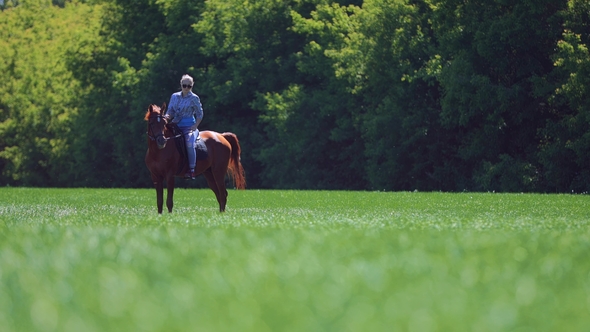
[356,0,453,191]
[430,0,568,191]
[254,2,367,189]
[537,0,590,192]
[193,0,322,188]
[64,0,164,187]
[1,0,589,192]
[0,0,101,186]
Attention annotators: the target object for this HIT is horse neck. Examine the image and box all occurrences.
[147,135,179,160]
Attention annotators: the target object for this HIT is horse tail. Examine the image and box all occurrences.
[222,132,246,190]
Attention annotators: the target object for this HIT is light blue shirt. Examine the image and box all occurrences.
[166,91,203,128]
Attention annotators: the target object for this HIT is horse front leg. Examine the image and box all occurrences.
[153,180,164,214]
[166,176,175,213]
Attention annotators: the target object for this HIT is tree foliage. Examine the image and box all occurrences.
[0,0,101,186]
[1,0,589,192]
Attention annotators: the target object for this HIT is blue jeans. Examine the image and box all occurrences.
[180,126,198,169]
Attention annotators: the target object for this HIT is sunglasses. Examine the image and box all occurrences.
[182,84,192,88]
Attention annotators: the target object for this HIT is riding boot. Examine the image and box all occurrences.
[184,168,195,180]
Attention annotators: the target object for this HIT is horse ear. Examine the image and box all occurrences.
[161,102,167,114]
[149,104,154,112]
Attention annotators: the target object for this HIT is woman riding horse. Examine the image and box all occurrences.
[165,74,203,179]
[145,104,245,213]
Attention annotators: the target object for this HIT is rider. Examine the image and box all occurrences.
[165,74,203,179]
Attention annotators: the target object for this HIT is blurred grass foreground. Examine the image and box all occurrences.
[1,188,589,331]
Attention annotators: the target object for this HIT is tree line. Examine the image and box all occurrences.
[1,0,589,192]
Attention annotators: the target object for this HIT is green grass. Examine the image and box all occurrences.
[1,188,589,331]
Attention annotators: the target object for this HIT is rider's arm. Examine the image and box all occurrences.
[165,95,178,122]
[190,96,203,130]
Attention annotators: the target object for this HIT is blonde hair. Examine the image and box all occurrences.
[180,74,194,85]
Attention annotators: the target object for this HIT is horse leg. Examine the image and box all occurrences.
[166,176,175,213]
[153,180,164,214]
[203,169,227,212]
[213,167,228,212]
[203,169,221,211]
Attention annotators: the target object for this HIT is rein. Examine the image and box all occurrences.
[146,114,182,142]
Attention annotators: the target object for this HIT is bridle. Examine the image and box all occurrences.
[147,113,183,142]
[147,114,168,142]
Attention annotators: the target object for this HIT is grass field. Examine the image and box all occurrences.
[1,187,589,331]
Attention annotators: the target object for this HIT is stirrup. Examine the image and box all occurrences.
[184,169,195,180]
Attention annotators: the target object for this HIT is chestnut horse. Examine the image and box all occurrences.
[144,103,246,213]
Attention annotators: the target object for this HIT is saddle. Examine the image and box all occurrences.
[166,123,209,174]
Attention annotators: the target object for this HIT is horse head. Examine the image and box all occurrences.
[145,103,169,149]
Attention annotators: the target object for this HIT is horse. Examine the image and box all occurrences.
[144,103,246,213]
